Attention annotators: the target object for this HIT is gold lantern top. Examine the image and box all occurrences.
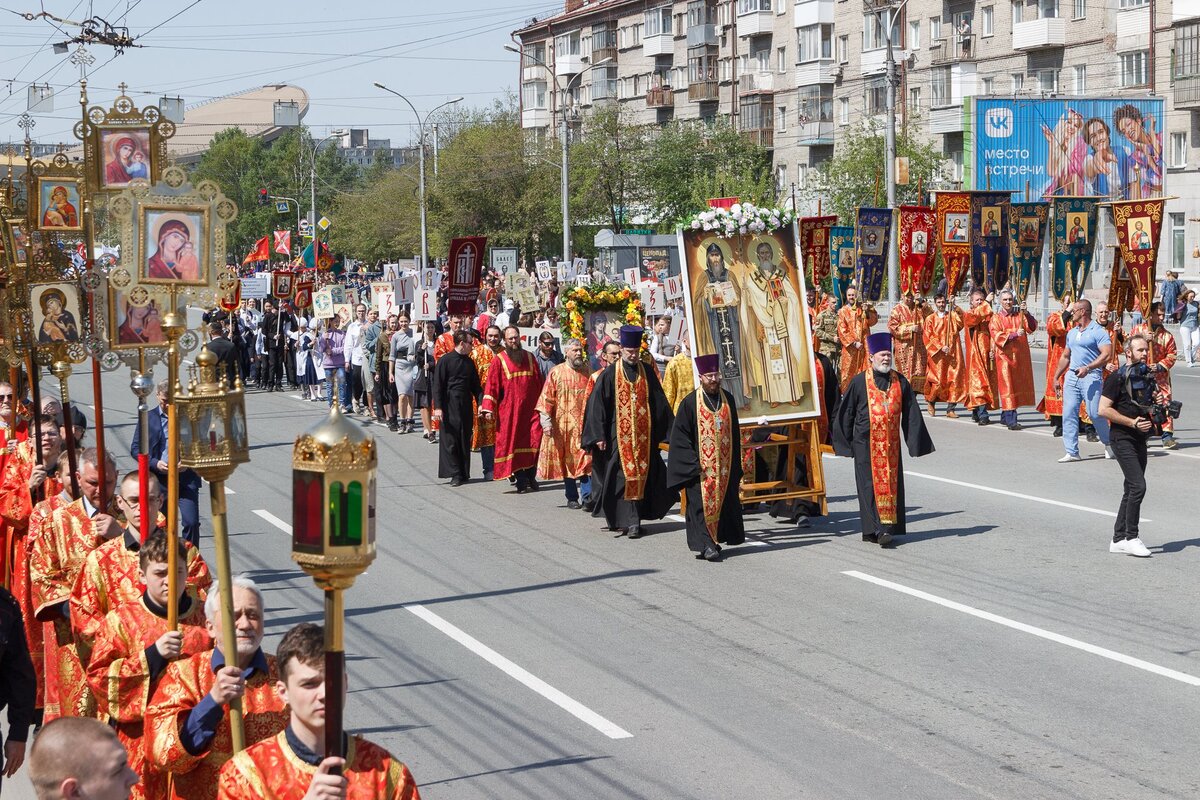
[291,403,377,590]
[176,345,249,481]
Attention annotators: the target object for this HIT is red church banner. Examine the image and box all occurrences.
[934,192,972,294]
[897,205,937,296]
[1111,198,1165,315]
[446,236,488,316]
[799,215,837,285]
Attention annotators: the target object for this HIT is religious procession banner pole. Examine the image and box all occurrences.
[130,369,153,541]
[79,79,108,496]
[162,299,185,630]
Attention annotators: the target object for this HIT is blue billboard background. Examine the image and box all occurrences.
[970,97,1165,201]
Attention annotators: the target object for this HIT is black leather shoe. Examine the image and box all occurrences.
[862,533,878,543]
[1052,425,1063,437]
[627,526,643,539]
[566,500,582,510]
[527,478,540,492]
[702,545,721,562]
[449,477,464,487]
[877,531,894,547]
[978,418,992,426]
[1008,423,1023,431]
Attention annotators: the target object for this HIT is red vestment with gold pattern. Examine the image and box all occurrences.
[988,309,1038,410]
[87,595,211,800]
[0,439,37,589]
[469,344,497,449]
[836,304,878,393]
[480,349,544,480]
[1131,323,1177,433]
[887,301,930,391]
[13,488,67,709]
[535,362,593,481]
[1038,310,1070,418]
[216,731,422,800]
[146,649,289,800]
[921,309,967,404]
[962,302,998,410]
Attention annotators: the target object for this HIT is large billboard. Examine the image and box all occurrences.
[969,97,1165,201]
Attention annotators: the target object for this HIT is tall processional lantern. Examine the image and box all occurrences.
[291,403,377,762]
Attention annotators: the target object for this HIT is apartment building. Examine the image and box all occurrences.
[515,0,1200,276]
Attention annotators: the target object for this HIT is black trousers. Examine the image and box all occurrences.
[264,347,285,388]
[1110,432,1148,541]
[350,364,365,406]
[284,343,297,386]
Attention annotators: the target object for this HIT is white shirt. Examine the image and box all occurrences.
[344,320,365,366]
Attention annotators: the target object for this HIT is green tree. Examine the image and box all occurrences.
[327,165,423,264]
[804,116,945,222]
[568,104,650,237]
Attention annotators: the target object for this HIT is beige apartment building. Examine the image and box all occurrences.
[515,0,1200,279]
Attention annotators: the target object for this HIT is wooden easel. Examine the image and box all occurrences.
[738,418,828,514]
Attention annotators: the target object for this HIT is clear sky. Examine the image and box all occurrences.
[0,0,560,147]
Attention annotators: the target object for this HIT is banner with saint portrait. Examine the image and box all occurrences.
[1105,246,1134,319]
[1050,196,1101,302]
[897,206,936,297]
[853,207,892,302]
[1110,197,1165,314]
[678,226,821,424]
[969,192,1011,294]
[1008,201,1049,303]
[828,226,855,306]
[798,215,837,286]
[934,191,972,294]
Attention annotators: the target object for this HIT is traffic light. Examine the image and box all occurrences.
[258,188,269,207]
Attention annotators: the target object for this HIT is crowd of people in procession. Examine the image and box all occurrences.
[0,254,1187,798]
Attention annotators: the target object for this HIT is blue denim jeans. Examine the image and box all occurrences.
[565,476,592,503]
[480,445,495,475]
[1001,409,1018,427]
[324,366,350,408]
[1062,371,1109,456]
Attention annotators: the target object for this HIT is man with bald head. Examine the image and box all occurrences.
[28,716,138,799]
[1052,297,1113,462]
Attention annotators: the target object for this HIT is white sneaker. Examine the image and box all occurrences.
[1109,539,1128,554]
[1058,454,1082,463]
[1104,446,1115,460]
[1124,538,1152,557]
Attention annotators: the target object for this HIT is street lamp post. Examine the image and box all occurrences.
[312,129,348,244]
[883,0,912,305]
[372,83,463,269]
[504,45,611,263]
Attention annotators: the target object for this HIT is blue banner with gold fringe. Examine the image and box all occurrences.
[828,225,855,305]
[970,192,1010,294]
[1008,201,1049,303]
[1050,196,1101,302]
[853,207,891,302]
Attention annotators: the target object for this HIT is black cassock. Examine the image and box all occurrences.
[666,389,746,553]
[432,350,482,480]
[582,360,674,531]
[768,351,840,521]
[832,368,934,538]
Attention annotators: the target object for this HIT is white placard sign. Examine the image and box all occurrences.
[507,272,538,308]
[240,276,269,299]
[376,290,397,318]
[640,283,666,316]
[312,288,335,319]
[574,273,592,287]
[518,326,561,353]
[572,257,588,275]
[329,285,346,305]
[490,247,519,274]
[412,288,437,321]
[667,312,687,346]
[535,260,553,281]
[418,268,440,291]
[393,275,414,306]
[370,281,392,308]
[382,262,400,280]
[622,267,640,287]
[556,261,573,282]
[663,274,684,300]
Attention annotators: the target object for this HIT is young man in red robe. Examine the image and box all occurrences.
[216,622,421,799]
[988,291,1038,430]
[480,325,545,492]
[836,288,878,393]
[921,293,967,417]
[961,289,998,425]
[887,291,930,393]
[1038,300,1072,436]
[87,531,212,800]
[832,333,934,547]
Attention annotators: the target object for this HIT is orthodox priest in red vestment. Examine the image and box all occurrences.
[480,326,545,490]
[832,333,934,547]
[988,291,1038,430]
[921,294,967,416]
[962,289,998,425]
[1038,301,1072,435]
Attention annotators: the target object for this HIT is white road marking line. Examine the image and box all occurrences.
[252,509,291,535]
[843,570,1200,687]
[224,486,236,495]
[403,603,633,740]
[289,394,304,400]
[666,513,685,522]
[903,470,1149,520]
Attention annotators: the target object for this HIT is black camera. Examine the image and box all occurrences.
[1148,399,1183,427]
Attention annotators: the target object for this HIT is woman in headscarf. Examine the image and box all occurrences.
[117,299,164,344]
[41,185,79,228]
[105,136,138,186]
[146,218,200,281]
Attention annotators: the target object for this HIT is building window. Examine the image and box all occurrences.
[1011,1,1023,24]
[1171,212,1186,270]
[1072,65,1086,94]
[738,0,771,13]
[863,11,888,51]
[778,45,787,72]
[592,66,618,100]
[908,20,920,49]
[797,85,833,122]
[555,31,581,56]
[866,78,887,114]
[798,24,834,62]
[645,6,672,37]
[688,1,715,28]
[522,80,547,109]
[839,96,850,124]
[524,42,546,68]
[981,6,994,35]
[930,16,942,41]
[931,66,951,106]
[778,105,787,131]
[837,34,849,63]
[1037,69,1057,92]
[1012,72,1025,91]
[742,96,773,129]
[591,22,617,54]
[797,164,808,188]
[1038,0,1058,19]
[982,76,994,94]
[909,86,922,112]
[1072,0,1086,19]
[1175,23,1200,78]
[1170,132,1188,167]
[1119,0,1147,7]
[1120,50,1149,86]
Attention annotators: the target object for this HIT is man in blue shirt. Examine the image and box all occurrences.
[1053,298,1113,462]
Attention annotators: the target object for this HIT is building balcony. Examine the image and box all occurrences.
[859,48,904,75]
[688,23,718,47]
[931,36,976,64]
[928,104,965,134]
[1175,75,1200,109]
[739,71,776,94]
[522,64,548,82]
[737,10,773,37]
[689,81,721,102]
[644,33,673,57]
[796,58,839,86]
[647,86,675,108]
[1012,18,1066,50]
[1174,0,1200,21]
[794,0,835,28]
[592,46,618,63]
[555,53,583,76]
[521,107,551,129]
[862,0,897,9]
[796,120,835,145]
[743,127,774,148]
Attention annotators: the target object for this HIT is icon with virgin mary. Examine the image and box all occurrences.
[142,210,205,284]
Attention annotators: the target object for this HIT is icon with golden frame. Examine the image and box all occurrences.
[139,206,211,286]
[31,282,83,346]
[78,85,174,192]
[36,176,84,232]
[109,284,168,349]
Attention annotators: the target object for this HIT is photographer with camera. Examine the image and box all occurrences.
[1130,301,1181,450]
[1099,334,1162,557]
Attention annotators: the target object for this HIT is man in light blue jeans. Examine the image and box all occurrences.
[1053,298,1114,462]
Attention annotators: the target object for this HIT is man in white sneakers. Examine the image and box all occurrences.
[1098,333,1156,557]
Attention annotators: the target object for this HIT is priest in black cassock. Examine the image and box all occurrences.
[666,354,745,562]
[833,331,934,547]
[432,329,483,487]
[582,325,674,539]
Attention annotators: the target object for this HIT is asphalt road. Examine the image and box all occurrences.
[5,346,1199,799]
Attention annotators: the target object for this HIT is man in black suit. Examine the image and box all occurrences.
[129,380,202,547]
[205,321,238,386]
[259,300,283,391]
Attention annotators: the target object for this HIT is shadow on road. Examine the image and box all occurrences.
[899,523,998,544]
[421,755,611,786]
[1153,536,1200,553]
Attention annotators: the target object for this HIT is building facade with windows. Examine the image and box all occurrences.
[515,0,1200,276]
